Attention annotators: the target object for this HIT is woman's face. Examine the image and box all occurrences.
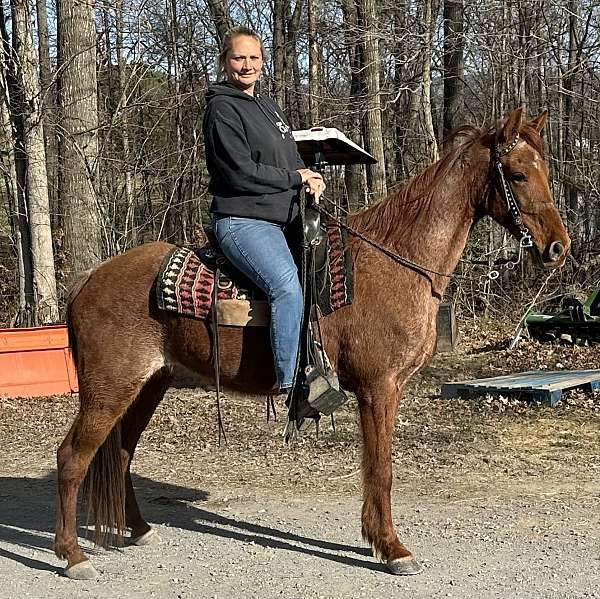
[224,35,263,94]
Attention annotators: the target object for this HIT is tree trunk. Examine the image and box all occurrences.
[340,0,364,209]
[308,0,319,124]
[163,0,185,244]
[11,0,58,323]
[356,0,387,201]
[392,0,407,183]
[499,2,508,115]
[273,0,286,107]
[57,0,102,274]
[205,0,233,47]
[35,0,51,93]
[35,0,58,230]
[116,0,135,247]
[563,0,579,257]
[443,0,464,137]
[285,0,304,124]
[98,7,117,255]
[0,0,34,325]
[422,0,439,162]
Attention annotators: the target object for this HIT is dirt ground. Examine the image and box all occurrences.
[0,321,599,598]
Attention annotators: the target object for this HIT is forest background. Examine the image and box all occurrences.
[0,0,598,327]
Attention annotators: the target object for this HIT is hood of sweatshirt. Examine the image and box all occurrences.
[205,82,256,103]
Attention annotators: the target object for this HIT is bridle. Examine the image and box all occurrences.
[480,131,535,279]
[316,126,535,283]
[492,131,534,252]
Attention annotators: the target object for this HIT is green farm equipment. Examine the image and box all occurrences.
[526,288,600,344]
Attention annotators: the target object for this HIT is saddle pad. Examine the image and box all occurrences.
[156,246,265,326]
[155,221,353,325]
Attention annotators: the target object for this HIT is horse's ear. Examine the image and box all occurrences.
[499,107,523,143]
[529,110,548,132]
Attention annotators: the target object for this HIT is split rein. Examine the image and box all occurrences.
[316,132,533,285]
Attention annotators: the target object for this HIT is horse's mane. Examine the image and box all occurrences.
[350,121,544,246]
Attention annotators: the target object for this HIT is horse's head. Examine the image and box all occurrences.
[485,107,570,268]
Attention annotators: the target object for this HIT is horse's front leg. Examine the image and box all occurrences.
[358,378,421,575]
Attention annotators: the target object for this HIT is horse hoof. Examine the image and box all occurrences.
[130,528,161,546]
[387,556,422,576]
[64,560,99,580]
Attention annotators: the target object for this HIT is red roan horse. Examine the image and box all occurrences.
[55,108,569,579]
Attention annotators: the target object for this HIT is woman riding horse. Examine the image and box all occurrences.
[54,107,569,579]
[205,26,325,394]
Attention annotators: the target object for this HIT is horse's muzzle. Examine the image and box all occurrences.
[542,240,569,267]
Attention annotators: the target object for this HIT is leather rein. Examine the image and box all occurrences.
[317,131,533,284]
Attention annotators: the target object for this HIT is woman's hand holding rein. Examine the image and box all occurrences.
[297,168,326,203]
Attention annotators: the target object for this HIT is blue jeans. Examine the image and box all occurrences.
[212,215,303,389]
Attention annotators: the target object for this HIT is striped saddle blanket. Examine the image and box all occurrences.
[156,221,353,327]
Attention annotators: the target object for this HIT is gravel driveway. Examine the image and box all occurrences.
[1,326,599,598]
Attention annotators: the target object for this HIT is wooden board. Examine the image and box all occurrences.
[0,325,78,398]
[441,369,600,406]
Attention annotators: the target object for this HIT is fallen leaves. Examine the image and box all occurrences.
[0,319,598,496]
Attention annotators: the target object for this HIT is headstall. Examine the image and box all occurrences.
[492,131,533,251]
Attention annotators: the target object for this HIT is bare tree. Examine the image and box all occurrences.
[0,0,33,325]
[206,0,233,46]
[443,0,464,137]
[562,0,581,255]
[272,0,286,107]
[307,0,319,123]
[35,0,58,228]
[11,0,58,323]
[116,0,135,246]
[356,0,387,200]
[421,0,438,162]
[340,0,365,208]
[57,0,102,274]
[284,0,304,125]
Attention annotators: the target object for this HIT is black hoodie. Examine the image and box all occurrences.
[203,83,304,224]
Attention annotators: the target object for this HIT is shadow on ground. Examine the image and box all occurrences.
[0,472,378,575]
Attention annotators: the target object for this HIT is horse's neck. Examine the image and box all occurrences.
[350,144,489,293]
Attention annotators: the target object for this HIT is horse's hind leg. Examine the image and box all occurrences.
[120,368,172,544]
[358,379,421,575]
[55,363,160,579]
[55,395,129,579]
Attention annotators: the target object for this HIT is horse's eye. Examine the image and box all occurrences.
[511,172,527,182]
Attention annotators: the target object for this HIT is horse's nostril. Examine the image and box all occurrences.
[548,241,564,261]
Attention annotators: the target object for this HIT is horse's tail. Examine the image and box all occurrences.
[81,423,126,548]
[67,268,126,548]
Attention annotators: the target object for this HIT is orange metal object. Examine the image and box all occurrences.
[0,325,78,398]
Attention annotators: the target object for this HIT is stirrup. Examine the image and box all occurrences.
[304,365,348,415]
